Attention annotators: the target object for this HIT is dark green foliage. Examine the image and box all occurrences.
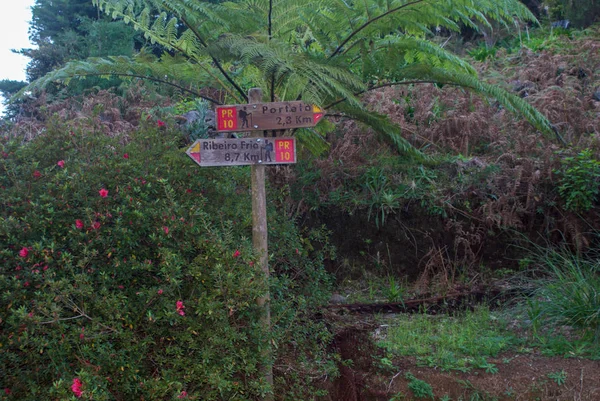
[292,154,453,223]
[0,121,333,399]
[468,43,498,61]
[528,246,600,343]
[29,0,99,43]
[556,149,600,212]
[20,0,138,82]
[0,80,27,97]
[405,372,435,399]
[544,0,600,28]
[0,80,27,120]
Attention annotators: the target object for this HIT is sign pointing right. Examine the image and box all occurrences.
[216,101,324,132]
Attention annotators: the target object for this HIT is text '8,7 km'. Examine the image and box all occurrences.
[186,138,296,167]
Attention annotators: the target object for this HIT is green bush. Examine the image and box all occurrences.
[529,246,600,342]
[0,119,332,400]
[405,372,434,399]
[544,0,600,28]
[556,149,600,212]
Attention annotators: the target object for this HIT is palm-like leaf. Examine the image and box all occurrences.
[17,0,554,156]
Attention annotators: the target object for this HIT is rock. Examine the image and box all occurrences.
[593,89,600,102]
[551,20,570,29]
[329,293,347,304]
[510,80,535,98]
[180,110,201,126]
[176,108,217,139]
[457,157,486,170]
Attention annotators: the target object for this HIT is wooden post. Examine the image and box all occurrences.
[249,88,274,399]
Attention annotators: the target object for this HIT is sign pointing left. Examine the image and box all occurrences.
[188,141,201,164]
[187,137,297,167]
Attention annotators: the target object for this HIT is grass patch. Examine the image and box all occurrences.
[378,307,519,372]
[527,246,600,343]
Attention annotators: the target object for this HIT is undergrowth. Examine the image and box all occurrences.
[527,245,600,346]
[378,307,518,373]
[0,118,334,400]
[292,24,600,293]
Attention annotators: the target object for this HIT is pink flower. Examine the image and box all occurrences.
[163,226,169,235]
[33,170,41,178]
[80,328,85,340]
[75,219,84,229]
[157,289,163,295]
[178,391,188,398]
[186,189,193,193]
[176,300,185,316]
[19,247,29,258]
[99,188,109,198]
[91,221,101,230]
[4,388,11,395]
[71,378,83,398]
[123,153,129,159]
[57,160,65,168]
[157,120,166,128]
[233,250,241,258]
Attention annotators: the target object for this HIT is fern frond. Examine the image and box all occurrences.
[316,0,538,58]
[332,102,429,161]
[212,35,366,106]
[295,127,330,156]
[370,35,478,76]
[94,0,247,101]
[15,53,223,104]
[376,64,555,137]
[22,0,552,159]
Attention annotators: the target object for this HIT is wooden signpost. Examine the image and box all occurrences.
[187,90,323,400]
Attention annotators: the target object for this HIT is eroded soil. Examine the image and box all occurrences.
[381,354,600,400]
[323,324,600,401]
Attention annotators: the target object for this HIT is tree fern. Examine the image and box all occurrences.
[17,52,224,104]
[17,0,556,156]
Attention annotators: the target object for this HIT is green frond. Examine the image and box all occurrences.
[25,0,551,160]
[212,35,366,106]
[295,127,330,156]
[371,36,478,76]
[332,102,429,161]
[390,64,555,137]
[271,0,327,37]
[14,53,223,104]
[314,0,538,57]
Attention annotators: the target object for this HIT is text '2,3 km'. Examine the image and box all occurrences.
[216,101,324,132]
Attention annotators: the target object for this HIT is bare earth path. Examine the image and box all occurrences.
[382,353,600,400]
[322,317,600,401]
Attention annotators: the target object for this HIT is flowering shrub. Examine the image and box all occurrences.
[0,119,332,400]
